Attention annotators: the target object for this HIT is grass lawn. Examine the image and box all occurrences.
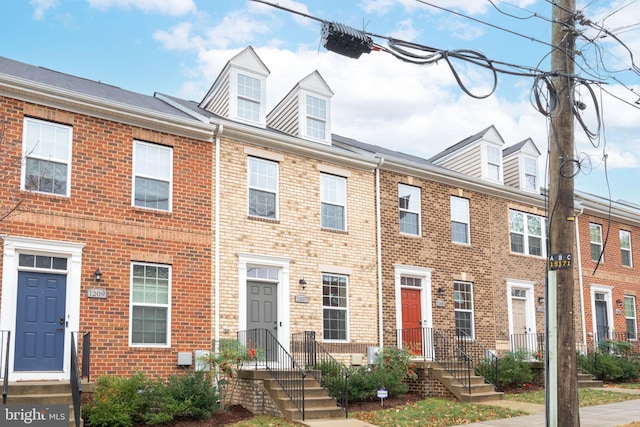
[504,388,640,406]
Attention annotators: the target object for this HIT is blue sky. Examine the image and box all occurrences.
[2,0,639,203]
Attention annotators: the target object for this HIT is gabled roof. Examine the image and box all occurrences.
[0,56,195,120]
[268,70,333,119]
[503,138,541,157]
[429,125,501,162]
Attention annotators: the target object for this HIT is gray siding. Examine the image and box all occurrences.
[440,145,482,179]
[503,156,519,189]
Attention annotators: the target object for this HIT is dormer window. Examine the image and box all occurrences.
[486,145,501,181]
[236,73,262,123]
[524,157,538,191]
[305,95,327,140]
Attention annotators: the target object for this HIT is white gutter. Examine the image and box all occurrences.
[375,156,385,348]
[213,123,223,351]
[574,205,587,351]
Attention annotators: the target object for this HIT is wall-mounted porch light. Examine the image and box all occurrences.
[94,268,102,282]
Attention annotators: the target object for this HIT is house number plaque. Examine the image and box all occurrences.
[87,288,107,299]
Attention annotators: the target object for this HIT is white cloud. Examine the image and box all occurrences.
[87,0,196,16]
[30,0,57,20]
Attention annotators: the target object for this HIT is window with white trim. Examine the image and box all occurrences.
[590,223,603,262]
[509,210,546,256]
[22,118,72,196]
[237,73,261,122]
[321,173,346,230]
[130,263,170,346]
[451,196,470,244]
[620,230,632,267]
[454,281,474,338]
[524,157,538,191]
[625,296,637,340]
[248,157,278,219]
[305,95,327,140]
[133,141,172,211]
[322,274,348,340]
[486,145,501,181]
[399,184,420,235]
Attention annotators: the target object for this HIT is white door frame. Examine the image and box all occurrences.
[394,264,433,354]
[1,235,84,381]
[237,253,290,352]
[506,280,536,336]
[590,284,614,341]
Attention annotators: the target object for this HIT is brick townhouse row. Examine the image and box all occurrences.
[0,47,637,382]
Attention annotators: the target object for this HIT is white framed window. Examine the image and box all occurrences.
[620,230,632,267]
[524,157,538,191]
[130,262,171,347]
[450,196,470,244]
[322,274,348,341]
[625,296,637,340]
[133,141,172,211]
[486,145,501,181]
[590,223,603,262]
[305,95,327,141]
[321,173,346,231]
[454,281,474,339]
[248,157,278,219]
[399,184,420,235]
[22,117,72,196]
[237,73,262,122]
[509,210,546,256]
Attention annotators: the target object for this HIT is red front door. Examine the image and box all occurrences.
[401,288,422,355]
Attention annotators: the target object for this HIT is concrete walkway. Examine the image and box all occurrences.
[302,388,640,427]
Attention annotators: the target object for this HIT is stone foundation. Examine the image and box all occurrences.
[406,361,456,399]
[225,369,281,417]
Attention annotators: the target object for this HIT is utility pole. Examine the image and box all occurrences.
[548,0,580,426]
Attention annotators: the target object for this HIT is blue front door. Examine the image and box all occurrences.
[15,272,67,371]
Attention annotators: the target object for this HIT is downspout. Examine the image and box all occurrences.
[375,156,385,349]
[213,123,223,352]
[574,205,587,351]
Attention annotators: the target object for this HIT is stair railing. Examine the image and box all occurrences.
[1,330,10,404]
[291,331,349,418]
[70,332,82,427]
[238,329,307,421]
[432,328,473,394]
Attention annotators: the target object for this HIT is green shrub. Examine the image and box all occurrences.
[478,351,532,388]
[578,350,640,382]
[84,371,218,426]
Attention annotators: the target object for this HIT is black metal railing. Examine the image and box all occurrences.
[398,327,499,393]
[510,332,545,357]
[238,329,306,420]
[1,330,10,404]
[82,332,91,382]
[70,332,82,427]
[291,331,349,417]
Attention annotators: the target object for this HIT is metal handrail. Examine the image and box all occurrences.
[291,331,349,417]
[238,329,307,420]
[70,332,82,427]
[82,332,91,382]
[1,330,10,404]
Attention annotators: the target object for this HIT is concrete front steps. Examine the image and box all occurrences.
[577,369,604,388]
[5,381,80,427]
[431,362,504,403]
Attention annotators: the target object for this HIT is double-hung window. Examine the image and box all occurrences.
[398,184,420,235]
[625,296,637,340]
[22,118,72,196]
[130,263,171,346]
[133,141,172,211]
[450,196,470,244]
[590,223,603,262]
[237,73,261,123]
[486,145,501,181]
[524,157,538,191]
[305,95,327,141]
[248,157,278,219]
[321,173,346,230]
[509,210,545,256]
[620,230,632,267]
[322,274,348,341]
[454,281,474,338]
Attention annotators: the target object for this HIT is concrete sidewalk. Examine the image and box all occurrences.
[302,388,640,427]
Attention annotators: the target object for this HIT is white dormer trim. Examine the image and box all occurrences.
[230,68,267,128]
[482,142,503,184]
[299,91,331,144]
[521,155,539,193]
